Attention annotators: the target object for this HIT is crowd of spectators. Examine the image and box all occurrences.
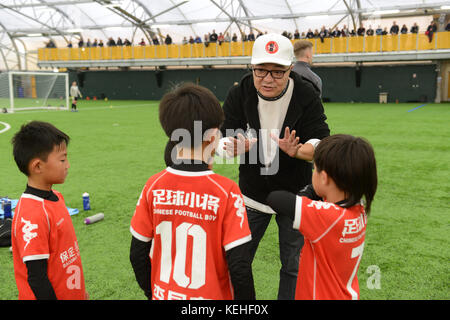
[44,20,450,48]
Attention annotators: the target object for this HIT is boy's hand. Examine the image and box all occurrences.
[271,127,302,158]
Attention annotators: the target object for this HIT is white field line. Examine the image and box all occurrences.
[0,121,11,134]
[0,102,158,115]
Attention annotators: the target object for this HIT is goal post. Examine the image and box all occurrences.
[0,71,69,113]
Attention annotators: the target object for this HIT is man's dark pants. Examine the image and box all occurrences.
[246,206,304,300]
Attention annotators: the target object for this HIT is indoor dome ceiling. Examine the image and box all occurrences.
[0,0,449,70]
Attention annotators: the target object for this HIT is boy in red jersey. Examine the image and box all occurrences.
[11,121,87,300]
[267,134,378,300]
[129,83,255,300]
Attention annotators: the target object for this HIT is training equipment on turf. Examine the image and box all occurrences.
[84,213,104,225]
[0,71,69,113]
[82,192,91,211]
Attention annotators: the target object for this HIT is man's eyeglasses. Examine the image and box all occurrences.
[253,67,290,79]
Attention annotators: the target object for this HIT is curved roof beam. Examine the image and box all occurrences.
[237,0,254,32]
[284,0,298,30]
[0,20,21,70]
[36,0,77,26]
[0,3,69,42]
[167,0,197,37]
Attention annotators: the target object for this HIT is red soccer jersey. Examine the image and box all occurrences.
[12,191,86,300]
[130,166,252,300]
[293,196,367,300]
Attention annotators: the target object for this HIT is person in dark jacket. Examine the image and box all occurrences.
[217,33,330,300]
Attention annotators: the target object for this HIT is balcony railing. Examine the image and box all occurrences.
[38,32,450,62]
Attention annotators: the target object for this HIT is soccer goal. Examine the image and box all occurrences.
[0,71,69,113]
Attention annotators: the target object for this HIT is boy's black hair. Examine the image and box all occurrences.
[314,134,377,215]
[159,83,224,166]
[11,121,70,176]
[159,83,224,148]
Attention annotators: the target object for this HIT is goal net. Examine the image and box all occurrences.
[0,71,69,113]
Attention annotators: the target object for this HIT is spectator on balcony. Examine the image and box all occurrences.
[98,39,104,47]
[242,32,248,42]
[78,38,84,48]
[426,21,437,43]
[194,35,202,43]
[366,26,374,36]
[188,36,195,44]
[139,38,146,46]
[210,30,218,43]
[375,25,383,35]
[382,27,388,35]
[410,23,419,34]
[67,41,73,48]
[224,32,231,42]
[124,38,132,46]
[116,37,123,46]
[306,29,314,39]
[182,37,188,45]
[232,33,238,42]
[294,29,300,39]
[152,36,160,45]
[86,39,91,47]
[107,37,116,47]
[204,34,210,47]
[218,32,224,45]
[46,39,56,48]
[400,24,408,34]
[300,32,306,38]
[328,28,336,37]
[349,29,356,36]
[164,34,172,45]
[341,25,349,37]
[390,21,399,35]
[446,22,450,31]
[357,24,365,36]
[334,28,341,37]
[248,31,256,42]
[92,39,98,47]
[313,29,319,38]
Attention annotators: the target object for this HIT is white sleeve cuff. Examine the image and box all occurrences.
[305,138,321,149]
[293,196,303,230]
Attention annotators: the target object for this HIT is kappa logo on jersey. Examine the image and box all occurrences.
[307,200,339,211]
[230,192,245,228]
[21,217,38,249]
[265,41,279,54]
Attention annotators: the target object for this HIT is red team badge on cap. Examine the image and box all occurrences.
[265,41,279,54]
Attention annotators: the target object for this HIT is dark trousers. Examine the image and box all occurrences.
[246,206,304,300]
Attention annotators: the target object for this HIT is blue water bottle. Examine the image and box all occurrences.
[82,192,91,211]
[2,197,12,219]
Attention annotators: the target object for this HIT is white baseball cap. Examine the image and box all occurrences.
[251,33,294,66]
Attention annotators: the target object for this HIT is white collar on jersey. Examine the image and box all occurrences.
[165,166,214,177]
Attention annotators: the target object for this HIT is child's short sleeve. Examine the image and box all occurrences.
[222,183,252,251]
[14,201,50,262]
[130,185,154,242]
[293,196,345,241]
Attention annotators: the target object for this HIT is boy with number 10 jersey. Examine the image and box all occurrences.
[131,165,252,300]
[129,83,255,300]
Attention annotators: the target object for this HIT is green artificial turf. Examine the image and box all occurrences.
[0,100,448,300]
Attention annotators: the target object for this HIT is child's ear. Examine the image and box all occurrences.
[320,170,330,185]
[28,158,43,175]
